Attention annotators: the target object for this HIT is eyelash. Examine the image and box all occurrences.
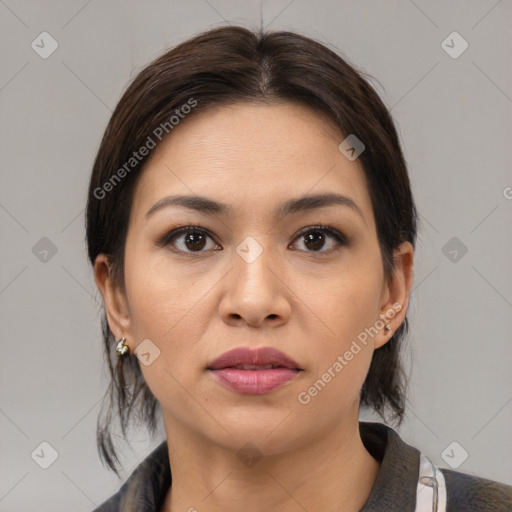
[156,224,349,257]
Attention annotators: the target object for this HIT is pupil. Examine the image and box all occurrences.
[185,232,206,251]
[304,231,324,251]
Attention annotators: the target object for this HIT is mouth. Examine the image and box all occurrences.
[224,364,296,370]
[207,346,303,371]
[208,366,302,395]
[207,346,303,395]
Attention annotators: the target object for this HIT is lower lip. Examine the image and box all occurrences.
[209,368,301,395]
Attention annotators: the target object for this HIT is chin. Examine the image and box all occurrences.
[211,408,305,449]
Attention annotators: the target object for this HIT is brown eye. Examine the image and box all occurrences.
[181,231,208,251]
[303,230,327,251]
[291,225,348,254]
[158,226,219,254]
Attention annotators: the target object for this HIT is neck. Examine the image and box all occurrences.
[161,409,380,512]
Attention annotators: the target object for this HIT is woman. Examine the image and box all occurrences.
[86,25,511,511]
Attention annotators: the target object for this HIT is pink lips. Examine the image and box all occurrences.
[207,346,303,395]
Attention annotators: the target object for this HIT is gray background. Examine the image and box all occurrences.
[1,0,511,510]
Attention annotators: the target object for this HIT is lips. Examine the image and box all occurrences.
[207,346,303,395]
[207,346,302,371]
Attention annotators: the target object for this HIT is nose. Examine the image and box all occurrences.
[218,238,291,328]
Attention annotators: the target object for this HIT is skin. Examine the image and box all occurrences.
[95,102,414,512]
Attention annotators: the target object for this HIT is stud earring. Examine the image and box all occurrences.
[384,324,392,334]
[116,337,130,356]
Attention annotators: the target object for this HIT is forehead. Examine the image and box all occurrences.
[130,102,374,226]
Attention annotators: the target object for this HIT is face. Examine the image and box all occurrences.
[96,101,413,454]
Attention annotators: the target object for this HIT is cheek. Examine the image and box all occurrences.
[309,251,383,343]
[295,293,378,415]
[122,251,212,411]
[296,252,383,396]
[124,247,211,338]
[122,249,222,402]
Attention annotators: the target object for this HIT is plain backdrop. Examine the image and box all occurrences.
[0,1,511,510]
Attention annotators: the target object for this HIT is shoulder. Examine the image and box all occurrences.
[92,491,121,512]
[440,467,512,512]
[91,440,171,512]
[359,421,512,512]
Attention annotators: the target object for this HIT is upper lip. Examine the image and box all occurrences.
[208,346,302,370]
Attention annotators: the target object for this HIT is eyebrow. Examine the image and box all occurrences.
[145,192,366,223]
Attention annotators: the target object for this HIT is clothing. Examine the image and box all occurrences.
[92,421,512,511]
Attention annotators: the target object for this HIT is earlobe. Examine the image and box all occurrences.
[93,254,133,346]
[375,241,414,349]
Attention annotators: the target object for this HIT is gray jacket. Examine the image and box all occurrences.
[92,421,512,511]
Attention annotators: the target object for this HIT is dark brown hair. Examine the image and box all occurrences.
[86,25,418,476]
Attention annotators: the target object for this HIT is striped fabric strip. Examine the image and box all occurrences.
[414,453,447,512]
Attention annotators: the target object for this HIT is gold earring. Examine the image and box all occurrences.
[116,337,130,356]
[384,324,392,334]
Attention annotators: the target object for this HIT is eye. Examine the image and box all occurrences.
[156,224,348,255]
[290,224,348,254]
[157,226,219,254]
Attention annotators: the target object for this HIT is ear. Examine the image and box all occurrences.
[94,254,133,350]
[374,241,414,349]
